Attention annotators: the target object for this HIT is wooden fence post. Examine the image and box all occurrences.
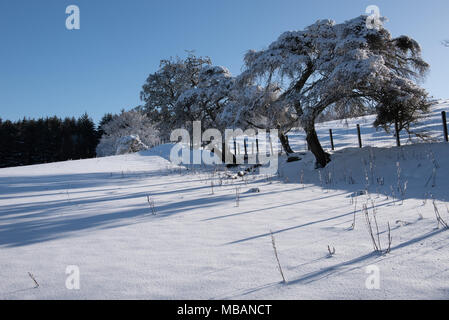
[395,119,401,147]
[357,124,362,148]
[256,137,259,154]
[244,138,248,156]
[329,129,335,151]
[233,138,237,156]
[442,111,448,142]
[222,142,226,163]
[255,136,260,164]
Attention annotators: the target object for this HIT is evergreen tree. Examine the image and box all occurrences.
[0,113,100,168]
[97,113,114,139]
[76,113,98,159]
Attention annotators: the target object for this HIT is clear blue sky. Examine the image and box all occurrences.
[1,0,448,125]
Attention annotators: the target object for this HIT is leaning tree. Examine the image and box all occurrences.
[241,15,430,167]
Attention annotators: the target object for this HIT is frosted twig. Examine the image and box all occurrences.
[270,231,286,283]
[28,272,39,288]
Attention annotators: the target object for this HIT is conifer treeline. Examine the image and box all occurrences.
[0,113,99,168]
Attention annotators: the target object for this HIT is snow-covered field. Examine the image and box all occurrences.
[1,101,449,300]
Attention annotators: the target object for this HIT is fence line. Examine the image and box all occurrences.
[155,110,448,161]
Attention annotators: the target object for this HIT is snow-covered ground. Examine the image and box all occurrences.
[1,101,449,299]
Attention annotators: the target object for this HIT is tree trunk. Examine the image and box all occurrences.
[305,124,330,168]
[279,133,294,155]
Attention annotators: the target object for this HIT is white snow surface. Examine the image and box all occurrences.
[1,101,449,300]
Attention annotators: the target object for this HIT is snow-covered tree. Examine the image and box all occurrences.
[241,15,430,167]
[174,64,294,154]
[115,135,149,155]
[176,65,235,131]
[96,110,160,157]
[140,53,212,138]
[232,79,298,154]
[175,63,296,154]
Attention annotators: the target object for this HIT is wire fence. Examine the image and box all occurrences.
[154,110,448,161]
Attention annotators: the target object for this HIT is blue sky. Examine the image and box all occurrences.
[1,0,448,124]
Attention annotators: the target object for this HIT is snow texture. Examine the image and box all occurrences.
[1,101,449,299]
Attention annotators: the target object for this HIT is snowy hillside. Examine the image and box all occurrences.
[288,99,449,152]
[1,101,449,299]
